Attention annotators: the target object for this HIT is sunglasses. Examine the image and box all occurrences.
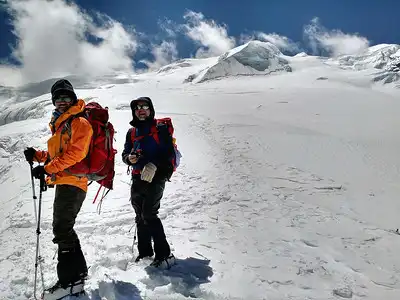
[135,104,150,110]
[54,97,73,105]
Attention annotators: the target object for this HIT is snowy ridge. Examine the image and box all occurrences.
[185,41,292,83]
[0,74,139,109]
[294,52,308,58]
[157,59,194,74]
[0,96,51,125]
[372,56,400,87]
[327,44,400,86]
[333,44,400,70]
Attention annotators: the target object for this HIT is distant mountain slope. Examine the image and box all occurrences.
[184,41,292,83]
[328,44,400,87]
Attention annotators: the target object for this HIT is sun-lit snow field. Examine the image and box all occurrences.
[1,42,400,300]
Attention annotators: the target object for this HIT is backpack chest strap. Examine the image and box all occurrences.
[56,117,74,153]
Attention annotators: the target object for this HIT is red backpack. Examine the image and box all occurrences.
[61,102,117,203]
[130,117,181,175]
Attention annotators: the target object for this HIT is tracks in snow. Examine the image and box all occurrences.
[2,112,400,299]
[166,114,400,299]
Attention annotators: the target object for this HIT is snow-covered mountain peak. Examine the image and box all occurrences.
[219,40,282,61]
[294,52,309,58]
[366,44,400,55]
[331,44,400,70]
[157,59,195,74]
[323,43,400,87]
[184,40,291,83]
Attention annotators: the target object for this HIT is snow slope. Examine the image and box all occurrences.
[327,44,400,87]
[332,44,400,70]
[185,41,291,83]
[1,50,400,299]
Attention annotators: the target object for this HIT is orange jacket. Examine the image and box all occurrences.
[33,99,93,192]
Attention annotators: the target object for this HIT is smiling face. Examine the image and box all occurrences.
[134,101,151,121]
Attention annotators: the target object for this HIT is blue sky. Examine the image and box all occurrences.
[0,0,399,86]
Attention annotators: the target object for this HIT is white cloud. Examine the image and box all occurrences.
[256,32,301,53]
[182,10,236,58]
[0,65,23,87]
[140,41,178,70]
[238,33,254,45]
[304,17,370,57]
[157,18,179,38]
[1,0,138,87]
[238,32,300,54]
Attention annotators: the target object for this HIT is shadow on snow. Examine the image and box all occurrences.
[88,278,143,300]
[141,256,214,298]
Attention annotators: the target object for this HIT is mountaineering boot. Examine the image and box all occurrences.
[41,279,85,300]
[56,246,88,287]
[43,245,88,299]
[149,253,176,269]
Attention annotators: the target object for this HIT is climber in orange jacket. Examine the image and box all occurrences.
[31,96,93,192]
[23,79,92,298]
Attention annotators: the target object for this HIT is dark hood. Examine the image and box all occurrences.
[129,96,156,127]
[51,79,78,105]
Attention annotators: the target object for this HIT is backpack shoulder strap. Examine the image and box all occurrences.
[60,113,84,138]
[130,120,171,145]
[130,127,137,142]
[57,116,77,153]
[59,116,73,137]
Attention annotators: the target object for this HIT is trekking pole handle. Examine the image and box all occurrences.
[29,162,37,200]
[40,173,47,192]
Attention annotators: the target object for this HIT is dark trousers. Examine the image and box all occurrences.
[130,177,171,260]
[52,185,88,286]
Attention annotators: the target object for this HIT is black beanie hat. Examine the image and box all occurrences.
[129,96,156,127]
[51,79,78,105]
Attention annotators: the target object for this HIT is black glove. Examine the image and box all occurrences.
[31,165,48,179]
[24,147,36,162]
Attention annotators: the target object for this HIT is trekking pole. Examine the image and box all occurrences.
[29,162,38,224]
[30,163,45,299]
[129,223,137,254]
[38,172,47,291]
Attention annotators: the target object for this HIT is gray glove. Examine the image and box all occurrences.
[141,162,157,183]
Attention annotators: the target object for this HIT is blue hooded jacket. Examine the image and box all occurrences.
[122,97,174,180]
